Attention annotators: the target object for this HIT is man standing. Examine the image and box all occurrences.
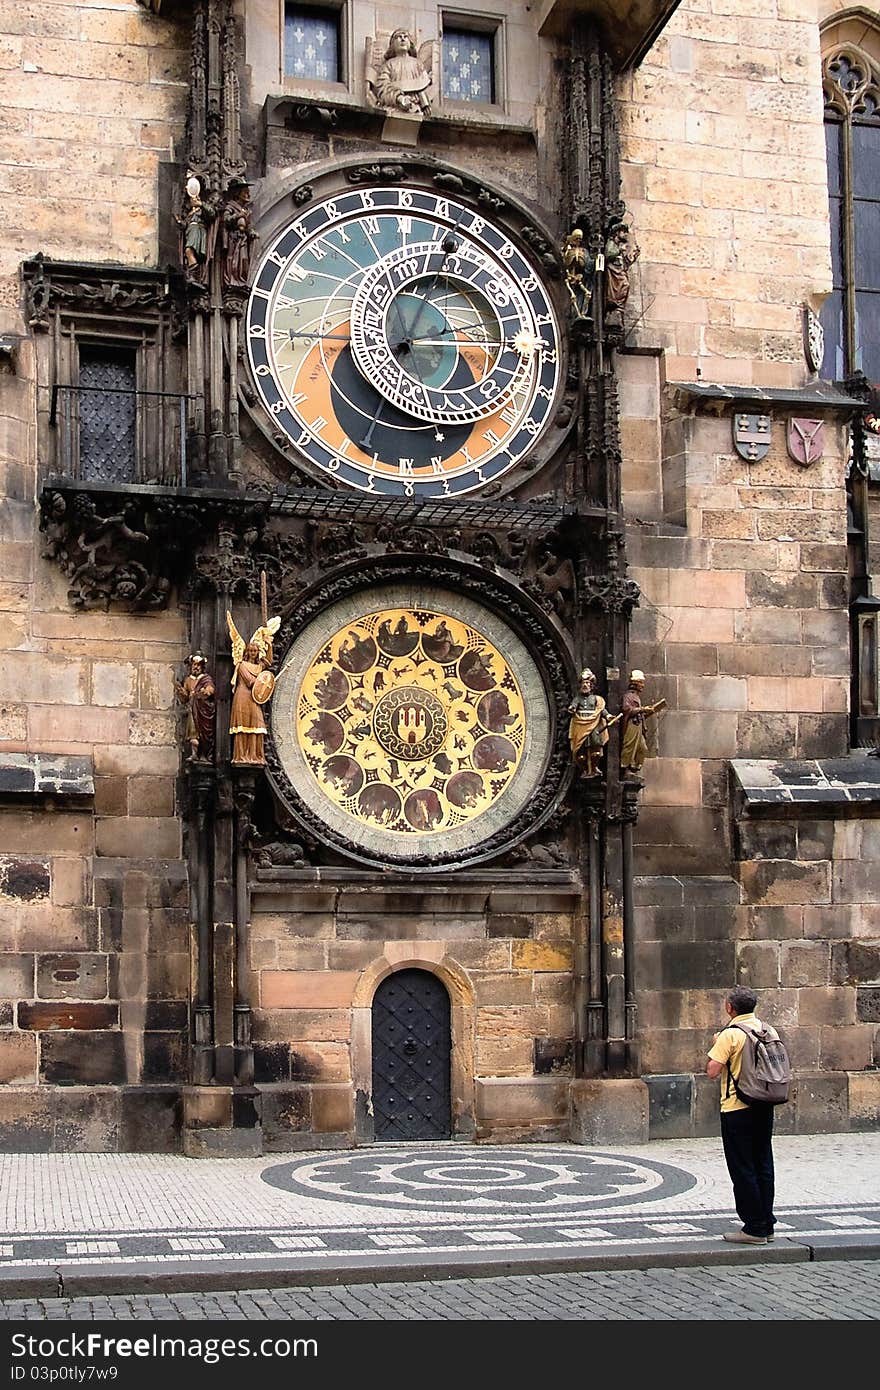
[706,986,778,1245]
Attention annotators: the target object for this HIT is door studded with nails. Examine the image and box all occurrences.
[371,969,452,1140]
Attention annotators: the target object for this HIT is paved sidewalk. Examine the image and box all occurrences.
[0,1133,877,1296]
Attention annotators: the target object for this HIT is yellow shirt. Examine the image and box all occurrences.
[707,1013,778,1114]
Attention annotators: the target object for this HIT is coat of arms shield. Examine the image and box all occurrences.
[733,413,771,461]
[786,417,824,467]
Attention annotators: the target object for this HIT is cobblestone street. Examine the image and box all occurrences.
[1,1260,878,1321]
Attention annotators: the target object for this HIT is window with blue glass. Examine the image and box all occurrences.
[821,45,880,380]
[284,4,341,83]
[441,27,495,104]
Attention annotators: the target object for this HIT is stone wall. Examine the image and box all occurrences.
[620,0,831,387]
[632,795,880,1138]
[248,881,578,1149]
[0,1,191,1150]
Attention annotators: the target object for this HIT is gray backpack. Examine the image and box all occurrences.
[725,1022,791,1105]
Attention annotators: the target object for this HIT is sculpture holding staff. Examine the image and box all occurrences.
[227,581,280,767]
[568,668,610,778]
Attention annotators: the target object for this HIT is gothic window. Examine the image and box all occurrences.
[441,21,497,105]
[822,46,880,381]
[284,3,342,83]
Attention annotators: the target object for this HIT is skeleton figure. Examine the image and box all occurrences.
[562,228,592,319]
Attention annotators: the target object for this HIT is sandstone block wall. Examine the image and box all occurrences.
[0,2,191,1148]
[248,883,578,1148]
[620,0,832,387]
[634,810,880,1137]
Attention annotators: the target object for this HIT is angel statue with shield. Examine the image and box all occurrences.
[226,606,281,766]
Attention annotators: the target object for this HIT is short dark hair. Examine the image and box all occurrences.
[727,986,757,1014]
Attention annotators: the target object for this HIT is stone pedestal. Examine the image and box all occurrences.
[181,1084,263,1158]
[569,1078,649,1145]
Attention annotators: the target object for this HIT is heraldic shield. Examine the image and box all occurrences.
[786,417,824,467]
[733,413,771,461]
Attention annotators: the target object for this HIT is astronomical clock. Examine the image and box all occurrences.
[241,159,574,868]
[246,182,563,499]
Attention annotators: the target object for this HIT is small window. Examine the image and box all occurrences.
[78,346,137,484]
[821,46,880,380]
[441,26,495,105]
[284,3,341,83]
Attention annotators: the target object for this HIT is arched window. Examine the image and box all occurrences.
[822,41,880,380]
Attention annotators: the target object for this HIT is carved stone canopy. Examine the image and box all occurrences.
[535,0,684,71]
[23,256,172,330]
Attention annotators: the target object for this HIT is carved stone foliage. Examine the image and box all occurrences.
[187,502,583,625]
[263,556,574,871]
[39,489,187,611]
[39,485,272,612]
[23,256,170,331]
[580,574,641,616]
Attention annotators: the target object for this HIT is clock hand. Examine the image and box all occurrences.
[359,333,411,452]
[402,224,464,345]
[288,329,351,343]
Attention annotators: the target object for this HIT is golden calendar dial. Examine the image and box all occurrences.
[295,608,526,836]
[269,585,554,867]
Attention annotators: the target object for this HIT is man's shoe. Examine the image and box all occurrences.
[766,1230,775,1241]
[722,1231,768,1244]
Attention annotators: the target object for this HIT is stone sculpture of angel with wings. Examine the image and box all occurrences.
[367,29,436,116]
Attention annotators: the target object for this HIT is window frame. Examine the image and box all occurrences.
[281,0,348,93]
[822,44,880,381]
[439,9,505,114]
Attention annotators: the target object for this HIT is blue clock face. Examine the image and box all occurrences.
[246,185,562,497]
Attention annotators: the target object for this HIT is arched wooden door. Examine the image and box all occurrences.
[371,969,452,1140]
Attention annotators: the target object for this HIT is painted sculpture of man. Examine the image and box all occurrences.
[620,670,666,777]
[568,668,609,778]
[178,173,210,286]
[219,176,257,292]
[175,652,216,762]
[372,29,432,115]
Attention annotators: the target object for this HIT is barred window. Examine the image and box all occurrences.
[78,347,137,485]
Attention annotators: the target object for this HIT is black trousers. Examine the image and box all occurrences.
[720,1103,776,1237]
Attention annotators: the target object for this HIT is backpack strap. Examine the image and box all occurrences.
[723,1022,750,1101]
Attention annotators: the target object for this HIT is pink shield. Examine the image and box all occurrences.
[787,417,824,466]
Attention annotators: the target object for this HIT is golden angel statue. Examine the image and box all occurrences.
[226,610,281,766]
[366,29,436,116]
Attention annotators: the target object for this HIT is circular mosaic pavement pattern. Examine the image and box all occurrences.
[261,1147,697,1213]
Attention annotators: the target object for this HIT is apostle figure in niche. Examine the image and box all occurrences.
[568,667,609,778]
[175,652,216,762]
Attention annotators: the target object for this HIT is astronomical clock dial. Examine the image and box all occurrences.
[270,586,553,865]
[246,186,562,497]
